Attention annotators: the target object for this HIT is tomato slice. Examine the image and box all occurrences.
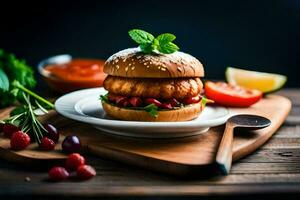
[204,81,262,107]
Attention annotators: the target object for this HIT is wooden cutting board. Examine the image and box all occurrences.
[0,95,291,176]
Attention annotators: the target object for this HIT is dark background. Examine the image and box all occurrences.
[1,0,300,86]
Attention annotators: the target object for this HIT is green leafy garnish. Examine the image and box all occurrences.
[100,93,109,103]
[201,96,207,108]
[0,49,36,107]
[5,93,49,143]
[0,49,55,143]
[0,68,9,91]
[144,104,158,118]
[128,29,179,54]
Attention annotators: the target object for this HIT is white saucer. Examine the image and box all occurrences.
[55,88,230,138]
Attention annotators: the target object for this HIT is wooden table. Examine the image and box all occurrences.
[0,89,300,200]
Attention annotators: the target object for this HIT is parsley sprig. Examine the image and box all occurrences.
[0,49,55,143]
[0,49,36,107]
[128,29,179,54]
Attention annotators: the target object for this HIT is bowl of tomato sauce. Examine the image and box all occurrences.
[38,55,107,93]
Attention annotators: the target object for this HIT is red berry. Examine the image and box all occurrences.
[65,153,85,171]
[39,137,55,151]
[48,166,69,181]
[144,98,162,107]
[3,124,20,138]
[10,131,31,150]
[129,97,142,107]
[77,165,96,180]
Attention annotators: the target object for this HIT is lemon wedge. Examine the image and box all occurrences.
[226,67,287,93]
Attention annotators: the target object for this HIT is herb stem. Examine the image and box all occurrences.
[12,81,54,109]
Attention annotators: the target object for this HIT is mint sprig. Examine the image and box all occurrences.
[128,29,179,54]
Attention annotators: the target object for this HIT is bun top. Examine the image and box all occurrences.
[104,48,204,78]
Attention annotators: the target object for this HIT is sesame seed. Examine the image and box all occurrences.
[177,67,182,72]
[147,66,150,68]
[161,68,166,71]
[125,67,129,71]
[131,66,135,70]
[143,63,147,65]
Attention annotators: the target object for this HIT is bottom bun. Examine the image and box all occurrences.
[101,102,203,122]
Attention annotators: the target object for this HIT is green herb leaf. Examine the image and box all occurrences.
[156,33,176,45]
[100,93,109,102]
[128,29,180,54]
[10,105,27,116]
[0,49,36,107]
[144,104,158,118]
[201,96,207,108]
[139,43,155,54]
[128,29,155,44]
[157,42,179,54]
[0,67,9,91]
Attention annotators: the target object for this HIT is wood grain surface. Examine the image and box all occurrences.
[0,94,291,177]
[0,90,299,198]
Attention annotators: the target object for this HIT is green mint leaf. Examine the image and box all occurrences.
[128,29,179,54]
[128,29,155,44]
[139,43,155,53]
[0,67,9,91]
[156,33,176,45]
[158,42,179,54]
[144,104,158,118]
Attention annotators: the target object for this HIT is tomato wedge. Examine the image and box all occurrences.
[204,81,262,107]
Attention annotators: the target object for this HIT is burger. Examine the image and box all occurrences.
[100,30,206,122]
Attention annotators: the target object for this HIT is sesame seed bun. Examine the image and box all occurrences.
[102,101,203,122]
[104,48,204,78]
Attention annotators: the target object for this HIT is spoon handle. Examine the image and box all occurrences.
[216,122,234,175]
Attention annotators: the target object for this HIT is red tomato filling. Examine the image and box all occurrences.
[106,93,202,109]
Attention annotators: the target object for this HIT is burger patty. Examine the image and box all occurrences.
[103,75,203,99]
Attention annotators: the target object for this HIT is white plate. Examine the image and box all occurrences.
[55,88,230,138]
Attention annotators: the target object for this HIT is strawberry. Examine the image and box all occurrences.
[48,166,69,181]
[10,131,31,150]
[129,97,142,107]
[65,153,85,171]
[39,137,55,151]
[3,124,20,138]
[77,165,96,180]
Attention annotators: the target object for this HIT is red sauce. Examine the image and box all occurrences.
[43,59,107,93]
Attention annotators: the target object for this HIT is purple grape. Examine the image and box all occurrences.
[62,135,81,153]
[44,124,59,143]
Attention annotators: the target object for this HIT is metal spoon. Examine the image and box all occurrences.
[216,114,271,175]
